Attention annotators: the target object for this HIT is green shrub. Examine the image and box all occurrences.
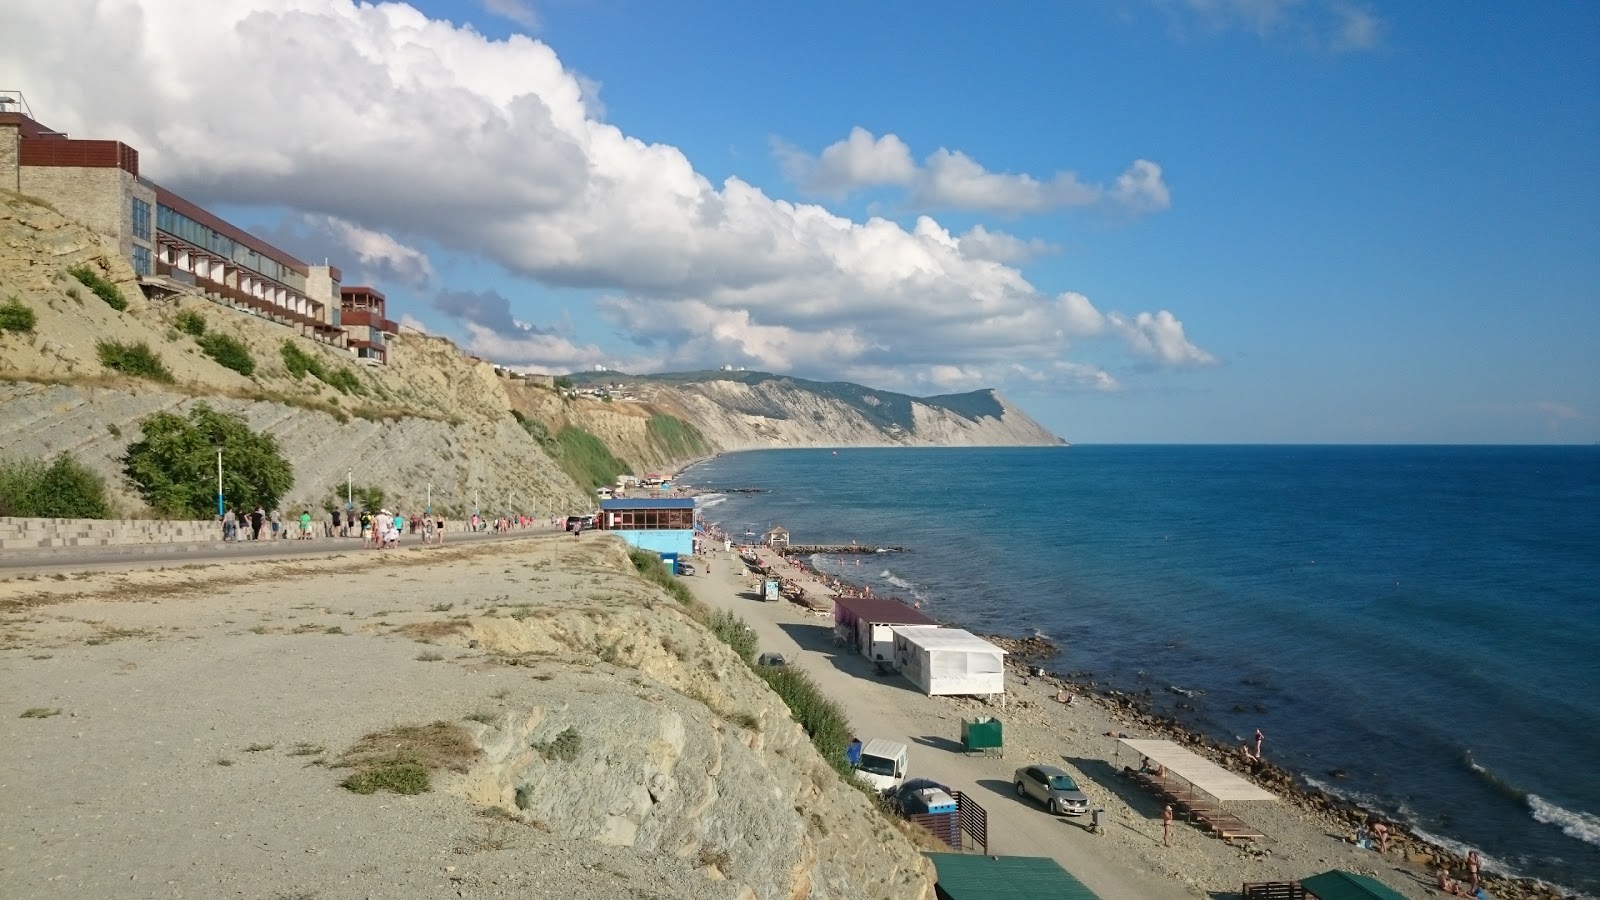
[330,484,385,513]
[707,609,757,663]
[512,410,552,443]
[174,309,207,336]
[535,726,582,762]
[552,426,628,489]
[97,340,174,383]
[67,265,126,311]
[321,366,366,396]
[123,403,294,516]
[341,761,430,795]
[646,414,709,461]
[0,297,36,333]
[758,666,855,777]
[280,340,325,380]
[197,332,255,376]
[628,548,695,606]
[0,453,113,518]
[553,375,573,390]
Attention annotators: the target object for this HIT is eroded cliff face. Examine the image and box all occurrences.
[0,189,1058,518]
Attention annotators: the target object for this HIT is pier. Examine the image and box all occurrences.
[779,544,908,555]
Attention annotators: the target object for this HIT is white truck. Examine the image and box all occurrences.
[851,738,909,793]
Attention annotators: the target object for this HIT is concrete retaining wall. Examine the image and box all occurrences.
[0,516,219,550]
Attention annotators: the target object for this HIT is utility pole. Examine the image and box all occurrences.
[215,447,224,516]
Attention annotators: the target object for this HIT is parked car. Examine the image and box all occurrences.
[677,562,696,576]
[885,778,956,817]
[756,651,788,668]
[852,738,909,793]
[1013,764,1090,815]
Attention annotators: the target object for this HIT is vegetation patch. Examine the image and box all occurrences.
[68,265,127,311]
[533,726,582,762]
[280,340,365,394]
[174,309,207,336]
[0,453,113,518]
[19,707,61,718]
[510,409,552,444]
[646,414,710,461]
[97,340,174,383]
[628,549,694,606]
[707,609,757,663]
[0,297,36,333]
[339,721,480,795]
[123,403,294,516]
[757,666,855,777]
[197,332,256,376]
[550,426,629,489]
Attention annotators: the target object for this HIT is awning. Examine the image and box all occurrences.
[1117,738,1276,802]
[1299,870,1410,900]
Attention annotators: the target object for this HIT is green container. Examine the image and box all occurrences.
[961,716,1003,756]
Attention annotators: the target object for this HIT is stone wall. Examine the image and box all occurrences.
[16,164,153,267]
[0,515,219,552]
[0,123,19,192]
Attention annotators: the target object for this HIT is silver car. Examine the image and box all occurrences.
[1013,764,1090,816]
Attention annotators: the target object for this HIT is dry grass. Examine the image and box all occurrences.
[338,721,480,795]
[415,650,445,662]
[395,620,467,642]
[19,707,61,718]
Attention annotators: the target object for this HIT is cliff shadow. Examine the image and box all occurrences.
[775,621,928,696]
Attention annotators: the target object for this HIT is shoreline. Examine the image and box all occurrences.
[683,482,1579,899]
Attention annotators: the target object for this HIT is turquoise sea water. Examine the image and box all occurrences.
[684,445,1600,894]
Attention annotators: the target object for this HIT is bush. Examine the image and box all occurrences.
[197,332,256,376]
[321,365,366,396]
[628,548,695,606]
[0,453,113,518]
[707,609,757,663]
[535,726,582,762]
[174,309,207,336]
[123,403,294,516]
[758,667,856,777]
[553,376,573,390]
[280,340,325,379]
[552,426,628,489]
[330,484,385,513]
[0,297,36,333]
[97,340,174,383]
[341,761,430,795]
[68,265,127,311]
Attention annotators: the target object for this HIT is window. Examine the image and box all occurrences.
[131,245,152,276]
[131,198,151,240]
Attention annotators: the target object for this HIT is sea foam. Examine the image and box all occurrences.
[1529,795,1600,847]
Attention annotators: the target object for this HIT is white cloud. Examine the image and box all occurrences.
[956,225,1059,264]
[396,313,431,334]
[313,215,435,287]
[779,129,1171,216]
[1108,310,1218,367]
[1,0,1211,387]
[1536,401,1580,421]
[482,0,538,30]
[777,126,914,197]
[1156,0,1383,53]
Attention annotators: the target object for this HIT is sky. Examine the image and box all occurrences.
[3,0,1597,443]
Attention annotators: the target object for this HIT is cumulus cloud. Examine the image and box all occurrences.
[779,129,1171,216]
[1,0,1210,385]
[776,127,914,197]
[956,225,1059,264]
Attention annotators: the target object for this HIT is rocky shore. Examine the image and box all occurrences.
[984,634,1578,900]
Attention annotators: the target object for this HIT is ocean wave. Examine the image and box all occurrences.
[697,493,727,508]
[1529,795,1600,847]
[1462,750,1529,802]
[1406,825,1513,877]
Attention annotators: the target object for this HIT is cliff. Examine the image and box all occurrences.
[0,189,1059,517]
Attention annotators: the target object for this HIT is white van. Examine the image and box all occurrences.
[852,739,909,793]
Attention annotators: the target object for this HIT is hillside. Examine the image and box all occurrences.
[0,189,1060,518]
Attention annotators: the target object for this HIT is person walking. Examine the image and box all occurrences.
[269,508,282,540]
[1162,804,1174,846]
[250,506,265,541]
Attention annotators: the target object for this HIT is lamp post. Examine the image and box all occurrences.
[426,482,432,516]
[215,445,224,516]
[346,468,353,511]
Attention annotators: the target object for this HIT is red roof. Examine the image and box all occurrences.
[833,595,938,625]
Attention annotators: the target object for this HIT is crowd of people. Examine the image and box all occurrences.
[219,505,564,549]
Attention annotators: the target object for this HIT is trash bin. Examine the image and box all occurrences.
[1091,808,1104,833]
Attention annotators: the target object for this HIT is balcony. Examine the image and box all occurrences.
[340,308,398,333]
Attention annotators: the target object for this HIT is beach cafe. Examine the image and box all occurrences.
[596,497,697,558]
[891,625,1007,698]
[832,594,938,661]
[1116,737,1274,842]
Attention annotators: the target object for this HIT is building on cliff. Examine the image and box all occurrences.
[597,497,698,558]
[339,285,397,364]
[0,90,371,354]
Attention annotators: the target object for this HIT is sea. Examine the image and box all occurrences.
[683,445,1600,895]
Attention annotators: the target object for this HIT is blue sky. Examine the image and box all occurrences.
[6,0,1597,442]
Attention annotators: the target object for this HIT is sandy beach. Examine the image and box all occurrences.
[690,543,1553,900]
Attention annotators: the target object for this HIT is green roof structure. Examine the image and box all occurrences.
[925,853,1101,900]
[1299,869,1411,900]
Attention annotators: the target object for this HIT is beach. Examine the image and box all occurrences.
[687,540,1571,900]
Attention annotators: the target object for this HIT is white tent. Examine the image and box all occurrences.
[891,626,1006,696]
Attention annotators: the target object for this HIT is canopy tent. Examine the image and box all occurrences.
[892,626,1006,697]
[1298,870,1410,900]
[1117,738,1277,802]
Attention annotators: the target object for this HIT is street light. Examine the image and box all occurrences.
[214,443,224,516]
[347,468,353,511]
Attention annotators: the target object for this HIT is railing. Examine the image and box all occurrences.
[1242,882,1304,900]
[340,308,398,332]
[908,791,989,853]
